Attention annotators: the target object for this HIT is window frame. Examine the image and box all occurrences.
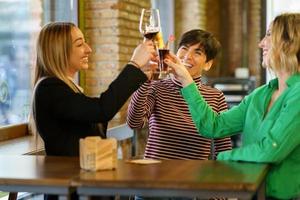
[0,0,78,143]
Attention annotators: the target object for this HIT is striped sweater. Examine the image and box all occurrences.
[127,76,232,160]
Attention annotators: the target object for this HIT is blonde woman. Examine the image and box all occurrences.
[32,22,156,157]
[167,13,300,199]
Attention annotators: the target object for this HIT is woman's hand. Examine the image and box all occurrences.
[130,40,157,69]
[140,60,158,80]
[165,52,194,87]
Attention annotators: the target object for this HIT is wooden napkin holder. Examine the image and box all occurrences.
[80,136,117,171]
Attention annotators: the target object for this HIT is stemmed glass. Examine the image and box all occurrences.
[139,9,161,40]
[140,9,168,79]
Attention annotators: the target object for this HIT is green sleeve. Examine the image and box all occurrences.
[181,82,247,139]
[217,96,300,163]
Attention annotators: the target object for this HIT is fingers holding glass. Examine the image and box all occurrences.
[164,56,193,87]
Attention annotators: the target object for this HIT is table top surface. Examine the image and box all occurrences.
[73,159,269,192]
[0,155,80,187]
[0,155,269,191]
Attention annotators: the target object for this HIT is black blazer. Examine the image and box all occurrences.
[33,64,147,156]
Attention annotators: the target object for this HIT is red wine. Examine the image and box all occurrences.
[144,31,158,40]
[158,49,170,71]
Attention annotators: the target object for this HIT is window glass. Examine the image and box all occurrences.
[0,0,77,126]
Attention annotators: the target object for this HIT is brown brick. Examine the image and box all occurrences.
[82,0,151,126]
[85,18,119,28]
[87,36,119,45]
[91,53,120,62]
[85,1,118,10]
[84,9,118,19]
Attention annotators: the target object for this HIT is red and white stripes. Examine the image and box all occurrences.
[127,76,232,160]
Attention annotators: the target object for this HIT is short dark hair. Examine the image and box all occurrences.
[178,29,221,62]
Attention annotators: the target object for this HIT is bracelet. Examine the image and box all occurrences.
[128,60,141,68]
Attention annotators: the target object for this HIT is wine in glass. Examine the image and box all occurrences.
[140,9,163,79]
[139,9,161,40]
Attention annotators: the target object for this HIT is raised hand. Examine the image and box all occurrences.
[165,52,194,87]
[130,40,157,69]
[140,60,158,80]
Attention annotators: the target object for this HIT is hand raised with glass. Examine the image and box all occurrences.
[164,52,194,87]
[130,40,158,79]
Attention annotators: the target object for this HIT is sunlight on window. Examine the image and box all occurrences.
[0,0,41,125]
[0,0,77,126]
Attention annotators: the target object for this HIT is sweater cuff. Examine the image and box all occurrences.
[125,64,148,83]
[217,151,231,160]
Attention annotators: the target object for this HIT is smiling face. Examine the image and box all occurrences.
[259,27,272,68]
[176,43,213,78]
[68,27,92,76]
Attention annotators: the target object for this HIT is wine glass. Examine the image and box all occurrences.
[139,9,161,40]
[139,9,165,79]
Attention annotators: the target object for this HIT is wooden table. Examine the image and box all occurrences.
[0,155,80,200]
[73,160,268,200]
[0,156,268,200]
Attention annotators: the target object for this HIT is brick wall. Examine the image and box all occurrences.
[82,0,150,126]
[174,0,206,48]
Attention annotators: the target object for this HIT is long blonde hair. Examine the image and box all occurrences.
[269,13,300,75]
[30,22,79,141]
[34,21,79,92]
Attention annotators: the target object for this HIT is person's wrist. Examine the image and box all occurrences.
[182,78,194,87]
[128,60,141,68]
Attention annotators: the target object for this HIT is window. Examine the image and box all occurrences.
[0,0,77,126]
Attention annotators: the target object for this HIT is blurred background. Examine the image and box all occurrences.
[0,1,299,199]
[0,0,299,127]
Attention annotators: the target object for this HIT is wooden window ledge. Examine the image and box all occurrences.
[0,122,131,156]
[0,135,44,155]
